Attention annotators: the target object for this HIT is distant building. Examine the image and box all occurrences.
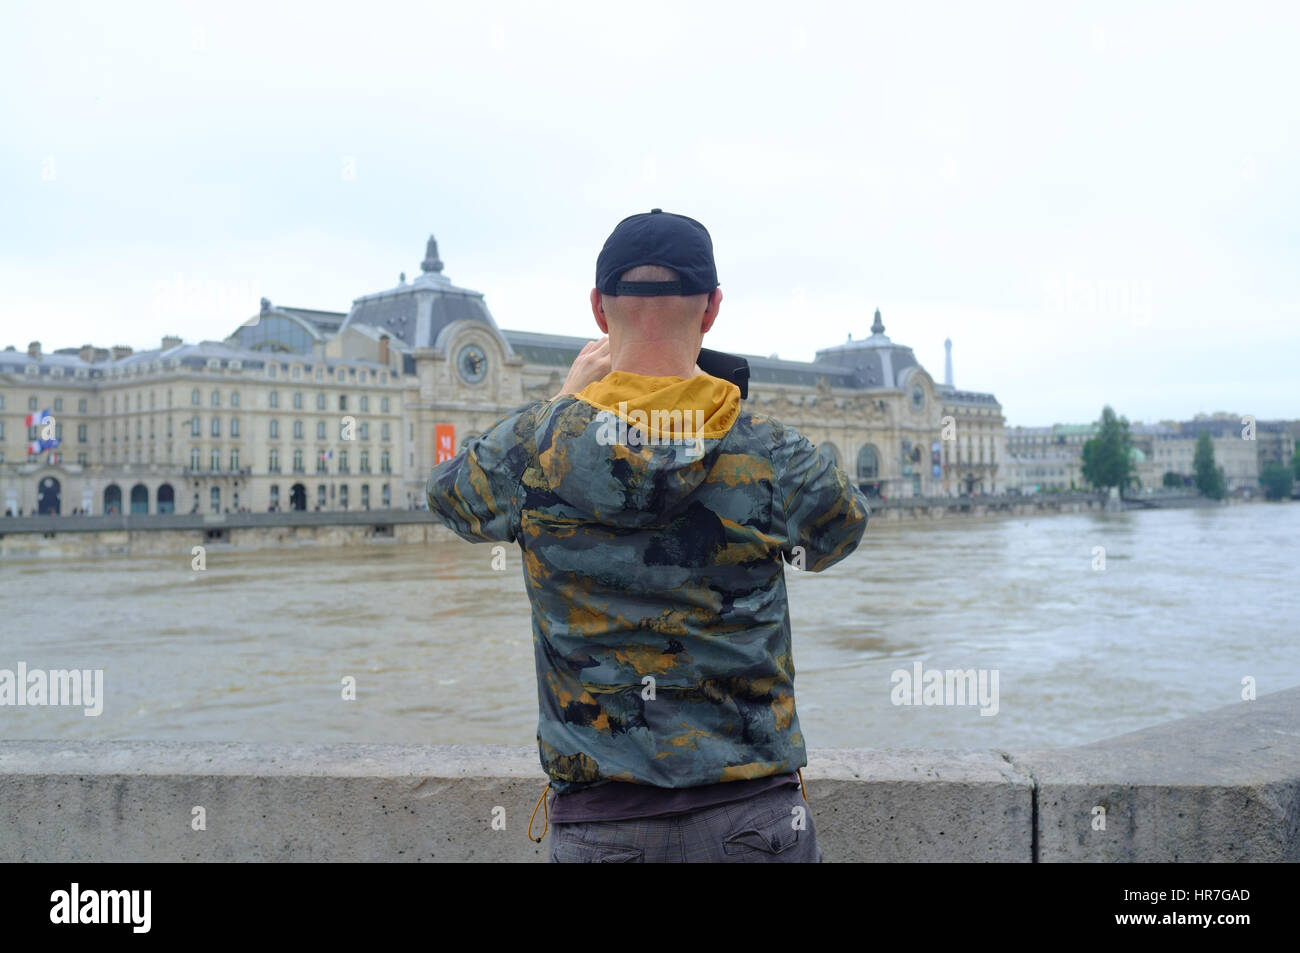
[1005,412,1293,494]
[1,235,1008,515]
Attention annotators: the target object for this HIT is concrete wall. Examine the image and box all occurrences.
[2,688,1296,862]
[0,494,1136,557]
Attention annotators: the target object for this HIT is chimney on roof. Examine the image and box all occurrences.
[27,341,41,359]
[162,335,182,351]
[79,344,95,363]
[378,334,390,366]
[110,345,133,361]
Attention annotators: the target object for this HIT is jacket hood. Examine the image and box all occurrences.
[534,370,742,527]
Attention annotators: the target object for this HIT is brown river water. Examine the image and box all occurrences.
[2,504,1297,751]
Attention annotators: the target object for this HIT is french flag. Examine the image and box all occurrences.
[27,437,60,456]
[25,408,51,428]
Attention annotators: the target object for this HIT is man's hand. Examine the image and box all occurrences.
[555,336,612,398]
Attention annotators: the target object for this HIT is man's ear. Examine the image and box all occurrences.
[590,288,610,334]
[700,287,723,335]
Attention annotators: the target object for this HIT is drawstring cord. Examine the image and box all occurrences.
[528,782,552,842]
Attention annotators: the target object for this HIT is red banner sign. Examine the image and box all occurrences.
[435,424,456,465]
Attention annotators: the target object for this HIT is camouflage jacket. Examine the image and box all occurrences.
[426,370,870,793]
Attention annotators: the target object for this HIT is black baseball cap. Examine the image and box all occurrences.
[595,208,719,296]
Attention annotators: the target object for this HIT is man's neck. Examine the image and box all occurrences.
[608,339,699,379]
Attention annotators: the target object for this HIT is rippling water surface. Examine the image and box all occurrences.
[2,504,1297,750]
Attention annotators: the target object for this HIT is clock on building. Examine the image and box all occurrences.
[457,344,488,384]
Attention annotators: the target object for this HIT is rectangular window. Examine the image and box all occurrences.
[269,450,280,472]
[293,420,303,439]
[270,420,279,439]
[381,397,390,413]
[78,453,88,466]
[381,451,390,473]
[293,392,303,409]
[191,448,201,469]
[54,397,63,412]
[360,422,369,441]
[191,389,200,405]
[293,449,304,473]
[231,418,240,437]
[317,484,327,507]
[360,396,369,412]
[30,396,38,411]
[317,421,326,439]
[78,424,87,442]
[339,395,348,411]
[361,484,370,508]
[317,451,328,473]
[211,390,220,407]
[381,423,390,441]
[211,449,221,471]
[316,393,326,410]
[269,392,279,408]
[231,449,240,471]
[191,417,200,436]
[360,451,370,473]
[231,392,240,407]
[339,450,349,473]
[211,417,221,437]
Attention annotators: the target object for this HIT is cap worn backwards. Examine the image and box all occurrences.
[595,208,719,297]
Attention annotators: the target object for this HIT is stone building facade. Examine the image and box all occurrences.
[1,236,1007,515]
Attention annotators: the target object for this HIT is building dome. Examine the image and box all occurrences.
[339,234,502,350]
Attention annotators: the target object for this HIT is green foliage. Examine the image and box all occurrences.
[1080,406,1135,493]
[1162,471,1184,488]
[1260,462,1295,501]
[1192,431,1226,500]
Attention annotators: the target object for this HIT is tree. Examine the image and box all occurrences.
[1193,430,1226,500]
[1162,471,1183,488]
[1080,406,1135,495]
[1260,463,1294,501]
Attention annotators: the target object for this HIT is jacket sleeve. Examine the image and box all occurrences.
[773,428,870,572]
[425,402,540,544]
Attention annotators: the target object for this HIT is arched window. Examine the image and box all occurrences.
[103,484,122,515]
[856,444,880,481]
[130,483,148,514]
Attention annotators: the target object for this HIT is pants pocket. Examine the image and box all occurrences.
[550,830,645,864]
[722,805,803,857]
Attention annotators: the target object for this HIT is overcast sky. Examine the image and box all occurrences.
[4,0,1297,426]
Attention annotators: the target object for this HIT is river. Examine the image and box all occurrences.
[2,503,1297,751]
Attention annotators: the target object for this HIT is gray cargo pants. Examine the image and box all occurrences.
[548,779,823,863]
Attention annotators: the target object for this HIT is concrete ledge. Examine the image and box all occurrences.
[1018,687,1300,862]
[2,688,1296,862]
